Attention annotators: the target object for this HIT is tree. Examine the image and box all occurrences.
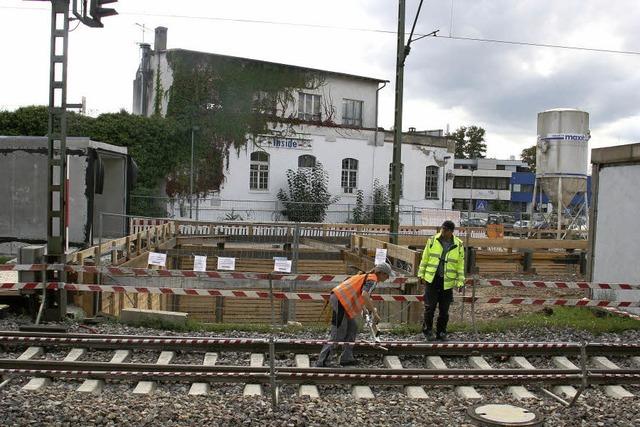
[521,145,536,171]
[449,125,487,159]
[369,179,391,225]
[277,162,339,222]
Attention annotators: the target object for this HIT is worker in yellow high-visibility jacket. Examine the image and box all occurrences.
[417,220,465,341]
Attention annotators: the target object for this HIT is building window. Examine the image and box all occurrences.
[342,99,363,127]
[249,151,269,190]
[496,165,506,170]
[388,163,404,197]
[453,176,471,189]
[298,92,321,121]
[298,154,316,168]
[425,166,439,199]
[341,158,358,193]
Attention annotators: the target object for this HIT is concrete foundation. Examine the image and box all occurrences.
[120,308,188,327]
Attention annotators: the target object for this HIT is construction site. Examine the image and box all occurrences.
[1,0,640,426]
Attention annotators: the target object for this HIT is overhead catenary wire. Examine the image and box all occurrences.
[4,5,640,56]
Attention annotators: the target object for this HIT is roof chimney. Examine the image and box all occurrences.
[154,26,168,52]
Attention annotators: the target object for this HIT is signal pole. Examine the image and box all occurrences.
[35,0,117,322]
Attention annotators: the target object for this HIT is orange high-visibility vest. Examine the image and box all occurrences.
[332,273,379,319]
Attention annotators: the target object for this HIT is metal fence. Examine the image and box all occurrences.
[131,195,429,226]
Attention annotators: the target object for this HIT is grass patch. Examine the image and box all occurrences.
[112,307,640,336]
[0,256,11,264]
[389,307,640,336]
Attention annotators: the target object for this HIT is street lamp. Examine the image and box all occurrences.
[189,125,200,219]
[441,155,451,209]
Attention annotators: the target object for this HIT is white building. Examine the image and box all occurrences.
[452,157,530,213]
[133,27,455,224]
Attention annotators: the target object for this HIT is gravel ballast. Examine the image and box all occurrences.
[1,315,639,426]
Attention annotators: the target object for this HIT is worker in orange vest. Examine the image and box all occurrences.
[315,262,394,367]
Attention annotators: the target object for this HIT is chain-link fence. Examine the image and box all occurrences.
[131,195,429,226]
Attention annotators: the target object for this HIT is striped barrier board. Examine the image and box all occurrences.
[3,282,640,308]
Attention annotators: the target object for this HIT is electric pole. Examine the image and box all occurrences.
[389,0,405,245]
[389,0,434,244]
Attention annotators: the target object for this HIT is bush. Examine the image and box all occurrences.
[277,162,339,222]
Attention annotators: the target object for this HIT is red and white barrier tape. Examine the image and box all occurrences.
[0,264,409,285]
[478,279,640,291]
[3,282,640,309]
[4,264,640,290]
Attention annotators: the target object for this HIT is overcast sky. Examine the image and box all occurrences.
[1,0,639,159]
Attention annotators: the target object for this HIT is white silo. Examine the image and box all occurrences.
[532,108,590,236]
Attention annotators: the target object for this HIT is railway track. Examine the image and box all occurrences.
[1,331,639,402]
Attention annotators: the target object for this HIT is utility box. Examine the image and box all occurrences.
[0,136,136,254]
[588,143,640,314]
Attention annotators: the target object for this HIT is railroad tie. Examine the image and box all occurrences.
[132,351,175,395]
[188,353,218,396]
[295,354,319,398]
[23,347,86,392]
[243,353,264,397]
[589,357,634,399]
[383,356,427,399]
[77,350,131,394]
[469,356,537,400]
[426,356,482,400]
[551,356,580,399]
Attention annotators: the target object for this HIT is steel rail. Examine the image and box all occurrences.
[2,358,621,376]
[2,367,640,386]
[2,333,640,356]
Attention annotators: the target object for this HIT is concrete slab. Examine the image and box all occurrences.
[18,347,44,360]
[548,357,578,399]
[632,356,640,367]
[78,350,131,394]
[590,357,634,398]
[469,356,537,400]
[133,351,175,395]
[553,385,577,399]
[352,385,375,399]
[427,356,482,400]
[552,356,579,370]
[20,347,49,391]
[189,352,219,396]
[384,356,428,399]
[120,308,188,327]
[295,354,319,398]
[77,379,104,394]
[64,348,86,361]
[243,353,264,397]
[22,377,51,391]
[510,356,536,370]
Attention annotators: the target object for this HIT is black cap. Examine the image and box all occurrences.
[442,220,455,231]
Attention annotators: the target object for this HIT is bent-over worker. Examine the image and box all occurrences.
[315,262,393,367]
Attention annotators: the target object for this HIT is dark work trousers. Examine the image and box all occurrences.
[316,293,358,366]
[422,274,454,335]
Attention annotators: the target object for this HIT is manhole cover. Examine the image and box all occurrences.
[467,403,544,426]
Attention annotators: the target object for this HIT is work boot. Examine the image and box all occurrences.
[423,331,436,342]
[340,359,359,366]
[435,332,448,341]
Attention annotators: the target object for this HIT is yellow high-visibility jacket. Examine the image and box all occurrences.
[417,233,465,289]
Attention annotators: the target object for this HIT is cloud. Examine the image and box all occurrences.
[367,0,640,155]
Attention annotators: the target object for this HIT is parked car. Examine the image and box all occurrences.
[467,218,487,227]
[513,220,531,229]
